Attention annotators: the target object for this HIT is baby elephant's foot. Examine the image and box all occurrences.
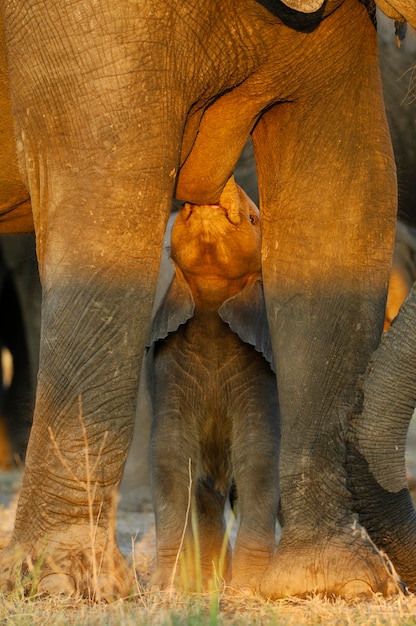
[228,537,275,596]
[227,580,259,597]
[151,546,230,594]
[229,567,268,597]
[149,567,176,593]
[0,528,134,601]
[150,564,223,594]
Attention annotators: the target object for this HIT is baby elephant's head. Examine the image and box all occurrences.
[171,177,261,283]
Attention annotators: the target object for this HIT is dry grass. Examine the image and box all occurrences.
[0,506,415,626]
[0,413,415,623]
[1,587,416,625]
[2,481,416,626]
[0,504,415,623]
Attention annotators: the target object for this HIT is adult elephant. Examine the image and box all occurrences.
[347,283,416,592]
[0,0,415,600]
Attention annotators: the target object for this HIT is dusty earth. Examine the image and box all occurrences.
[0,417,415,590]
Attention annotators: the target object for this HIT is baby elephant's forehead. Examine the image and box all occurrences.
[238,185,259,211]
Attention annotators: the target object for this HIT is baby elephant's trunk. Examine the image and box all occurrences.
[219,177,242,225]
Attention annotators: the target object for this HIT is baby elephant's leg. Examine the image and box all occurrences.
[194,478,231,588]
[150,408,199,591]
[230,370,280,594]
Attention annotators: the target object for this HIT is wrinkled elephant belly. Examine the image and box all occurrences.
[151,325,274,493]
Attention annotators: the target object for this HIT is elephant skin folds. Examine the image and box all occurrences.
[348,285,416,594]
[260,531,400,599]
[0,0,413,601]
[0,527,134,601]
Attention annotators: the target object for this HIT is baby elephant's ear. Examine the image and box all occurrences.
[219,279,275,372]
[146,264,195,348]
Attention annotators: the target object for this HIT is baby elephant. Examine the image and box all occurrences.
[146,178,279,593]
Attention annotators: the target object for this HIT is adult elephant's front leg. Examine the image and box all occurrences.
[0,182,171,600]
[253,10,398,598]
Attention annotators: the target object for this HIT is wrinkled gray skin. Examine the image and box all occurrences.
[347,283,416,592]
[1,0,416,601]
[53,22,416,502]
[147,183,279,592]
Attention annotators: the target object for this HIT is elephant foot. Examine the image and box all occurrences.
[149,568,177,593]
[228,573,266,597]
[150,543,231,593]
[149,567,207,593]
[150,562,228,593]
[229,543,275,596]
[260,526,402,600]
[0,527,135,601]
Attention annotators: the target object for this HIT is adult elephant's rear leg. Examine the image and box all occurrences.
[0,0,185,599]
[253,10,399,599]
[0,182,172,600]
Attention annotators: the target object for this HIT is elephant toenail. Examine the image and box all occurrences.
[38,573,76,596]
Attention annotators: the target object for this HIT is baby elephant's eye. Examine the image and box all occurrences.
[249,214,257,225]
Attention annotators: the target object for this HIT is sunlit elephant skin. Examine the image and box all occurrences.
[147,181,279,593]
[0,26,32,233]
[0,0,415,599]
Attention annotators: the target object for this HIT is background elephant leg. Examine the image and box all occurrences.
[0,266,29,469]
[347,285,416,592]
[2,234,41,397]
[0,233,41,463]
[252,6,398,598]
